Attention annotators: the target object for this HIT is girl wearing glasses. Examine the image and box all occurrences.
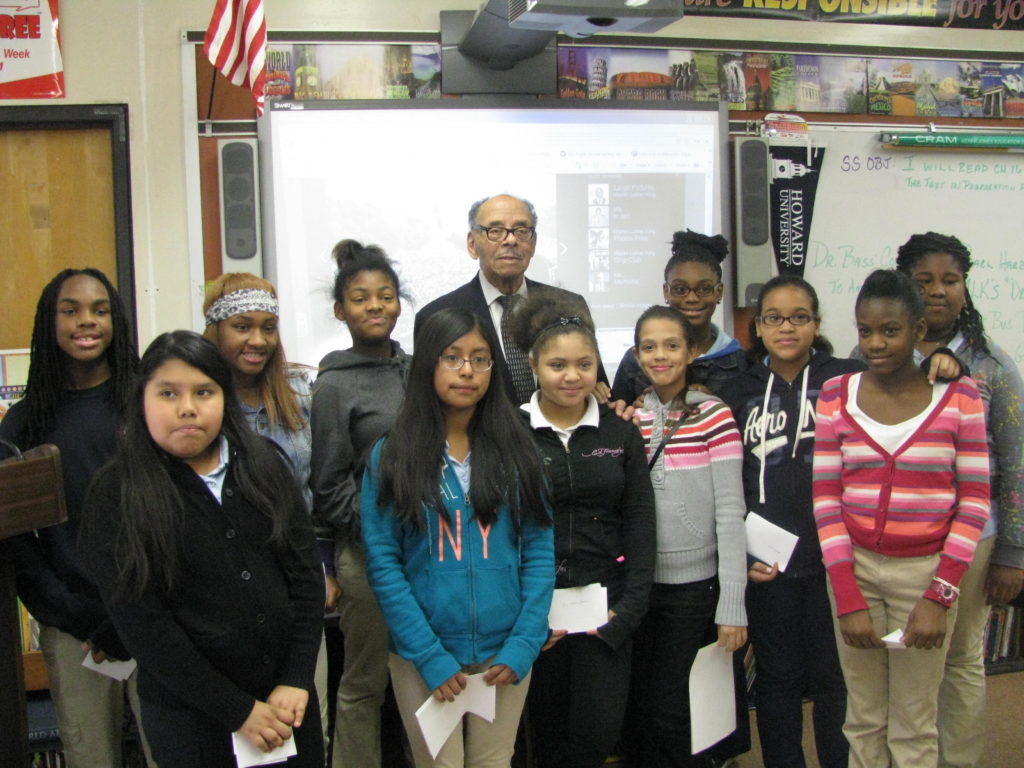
[511,293,655,768]
[719,275,962,768]
[612,229,746,402]
[894,233,1024,767]
[360,308,554,767]
[719,275,857,768]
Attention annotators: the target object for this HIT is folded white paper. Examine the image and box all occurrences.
[688,642,737,755]
[415,673,496,759]
[81,655,136,681]
[548,583,608,634]
[231,732,297,767]
[745,512,799,573]
[882,629,906,649]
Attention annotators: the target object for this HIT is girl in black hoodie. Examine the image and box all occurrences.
[720,275,855,768]
[720,275,960,768]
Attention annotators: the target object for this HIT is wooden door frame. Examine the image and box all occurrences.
[0,104,137,338]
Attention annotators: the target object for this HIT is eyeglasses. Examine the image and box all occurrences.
[438,354,494,372]
[474,225,536,243]
[757,313,818,327]
[668,283,719,298]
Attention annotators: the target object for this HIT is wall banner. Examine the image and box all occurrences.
[0,0,63,99]
[683,0,1024,32]
[768,144,826,277]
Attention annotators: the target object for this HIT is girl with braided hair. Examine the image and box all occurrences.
[895,232,1024,768]
[611,229,746,403]
[0,269,153,766]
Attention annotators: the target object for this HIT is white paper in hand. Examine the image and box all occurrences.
[548,583,608,634]
[688,642,736,754]
[882,629,906,649]
[81,654,136,681]
[231,732,297,767]
[414,673,496,759]
[745,512,799,573]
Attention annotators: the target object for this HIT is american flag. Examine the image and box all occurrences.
[203,0,268,116]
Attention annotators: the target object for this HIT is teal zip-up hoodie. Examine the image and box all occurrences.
[360,439,555,691]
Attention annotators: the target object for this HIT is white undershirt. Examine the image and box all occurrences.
[845,372,948,454]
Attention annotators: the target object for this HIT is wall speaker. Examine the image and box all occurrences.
[733,137,774,306]
[217,138,262,276]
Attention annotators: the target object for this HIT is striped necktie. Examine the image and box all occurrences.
[497,294,535,405]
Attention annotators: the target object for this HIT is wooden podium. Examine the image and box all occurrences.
[1,443,67,763]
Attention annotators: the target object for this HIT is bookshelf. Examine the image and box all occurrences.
[983,605,1023,675]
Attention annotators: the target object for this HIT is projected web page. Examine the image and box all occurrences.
[260,104,723,374]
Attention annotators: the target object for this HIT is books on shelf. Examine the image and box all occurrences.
[984,605,1022,667]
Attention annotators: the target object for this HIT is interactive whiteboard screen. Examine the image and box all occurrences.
[259,101,727,372]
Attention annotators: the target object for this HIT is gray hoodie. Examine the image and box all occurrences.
[310,342,411,542]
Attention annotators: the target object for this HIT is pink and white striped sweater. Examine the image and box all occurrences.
[812,373,990,616]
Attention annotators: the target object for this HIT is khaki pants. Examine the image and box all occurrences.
[332,542,392,768]
[830,548,957,768]
[937,535,995,768]
[40,624,154,768]
[389,653,531,768]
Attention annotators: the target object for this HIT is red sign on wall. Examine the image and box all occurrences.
[0,0,63,99]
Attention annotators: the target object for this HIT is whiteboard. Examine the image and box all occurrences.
[800,126,1024,364]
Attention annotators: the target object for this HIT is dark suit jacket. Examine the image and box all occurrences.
[414,274,608,400]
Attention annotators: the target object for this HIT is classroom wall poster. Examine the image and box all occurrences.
[0,0,63,99]
[264,43,440,102]
[682,0,1024,32]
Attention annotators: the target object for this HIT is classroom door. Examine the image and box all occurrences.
[0,127,118,351]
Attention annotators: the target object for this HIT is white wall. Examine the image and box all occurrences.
[4,1,1023,346]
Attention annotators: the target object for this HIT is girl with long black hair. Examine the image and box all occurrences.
[360,308,553,767]
[81,330,324,767]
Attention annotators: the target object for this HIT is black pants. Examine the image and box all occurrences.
[528,632,632,768]
[747,571,848,768]
[627,578,720,768]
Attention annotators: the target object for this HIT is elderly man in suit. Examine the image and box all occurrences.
[415,193,609,405]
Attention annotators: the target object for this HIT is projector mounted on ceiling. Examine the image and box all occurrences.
[508,0,684,38]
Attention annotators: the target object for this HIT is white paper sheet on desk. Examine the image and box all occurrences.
[548,583,608,633]
[415,673,495,759]
[745,512,799,573]
[81,655,136,681]
[231,732,297,767]
[688,642,736,755]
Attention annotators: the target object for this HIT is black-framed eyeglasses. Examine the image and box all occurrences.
[668,283,719,298]
[438,354,494,372]
[757,313,818,327]
[474,225,536,243]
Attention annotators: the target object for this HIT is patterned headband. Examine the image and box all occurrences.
[204,288,279,326]
[540,315,583,335]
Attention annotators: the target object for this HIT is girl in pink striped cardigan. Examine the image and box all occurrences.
[812,269,990,768]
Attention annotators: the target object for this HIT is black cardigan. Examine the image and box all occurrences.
[527,404,656,649]
[81,450,323,732]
